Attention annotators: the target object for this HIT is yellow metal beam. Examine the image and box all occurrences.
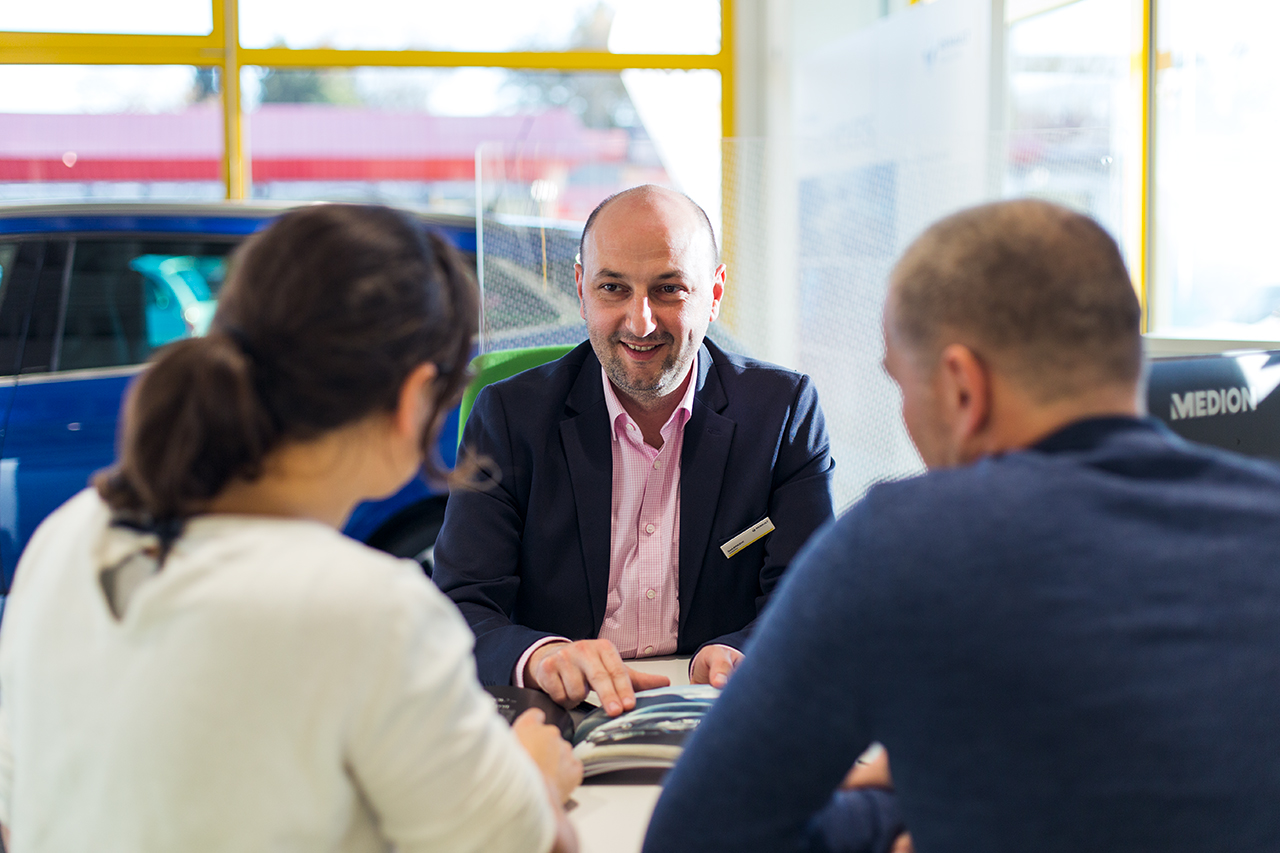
[221,0,246,200]
[721,0,735,138]
[1139,0,1154,332]
[0,31,222,65]
[237,48,728,73]
[0,38,729,73]
[209,0,225,45]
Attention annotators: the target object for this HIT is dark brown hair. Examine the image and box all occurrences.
[96,203,477,528]
[890,199,1142,401]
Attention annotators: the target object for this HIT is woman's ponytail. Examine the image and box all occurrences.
[96,333,278,524]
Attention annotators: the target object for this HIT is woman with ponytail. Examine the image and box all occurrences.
[0,204,580,853]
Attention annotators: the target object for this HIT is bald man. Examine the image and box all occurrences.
[645,199,1280,853]
[433,186,834,714]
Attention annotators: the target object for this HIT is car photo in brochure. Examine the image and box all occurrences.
[487,684,721,778]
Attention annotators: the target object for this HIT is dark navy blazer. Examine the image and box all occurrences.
[433,339,835,685]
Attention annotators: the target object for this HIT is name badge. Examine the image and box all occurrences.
[720,517,775,558]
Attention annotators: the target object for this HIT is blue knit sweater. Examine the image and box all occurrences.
[644,418,1280,853]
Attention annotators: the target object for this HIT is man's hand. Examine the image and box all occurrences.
[524,639,670,716]
[842,743,891,789]
[512,708,583,805]
[843,745,912,853]
[689,644,744,688]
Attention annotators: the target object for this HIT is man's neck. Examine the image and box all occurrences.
[972,381,1142,462]
[615,363,696,449]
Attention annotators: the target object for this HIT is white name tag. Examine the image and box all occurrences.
[720,517,775,558]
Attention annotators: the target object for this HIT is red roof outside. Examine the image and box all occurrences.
[0,103,634,184]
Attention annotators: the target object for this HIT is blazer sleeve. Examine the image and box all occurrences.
[703,373,835,653]
[432,385,560,685]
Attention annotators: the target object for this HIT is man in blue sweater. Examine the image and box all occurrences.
[643,199,1280,853]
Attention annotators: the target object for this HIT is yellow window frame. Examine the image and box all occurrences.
[0,0,736,202]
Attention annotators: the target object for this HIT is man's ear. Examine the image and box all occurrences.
[575,263,587,320]
[708,263,726,322]
[937,343,992,459]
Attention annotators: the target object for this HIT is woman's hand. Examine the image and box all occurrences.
[513,708,583,805]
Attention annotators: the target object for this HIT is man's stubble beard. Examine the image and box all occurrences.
[602,337,689,404]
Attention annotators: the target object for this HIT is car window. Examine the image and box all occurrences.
[20,241,70,376]
[0,242,19,376]
[0,244,15,300]
[58,239,235,372]
[0,242,43,377]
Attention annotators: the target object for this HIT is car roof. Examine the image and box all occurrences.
[0,200,477,239]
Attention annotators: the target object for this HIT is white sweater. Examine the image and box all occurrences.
[0,489,555,853]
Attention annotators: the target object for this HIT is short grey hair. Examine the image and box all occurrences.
[890,199,1142,401]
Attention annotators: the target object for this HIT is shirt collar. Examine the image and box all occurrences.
[601,354,698,442]
[1029,415,1164,455]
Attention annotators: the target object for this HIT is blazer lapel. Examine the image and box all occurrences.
[560,353,613,630]
[677,345,735,638]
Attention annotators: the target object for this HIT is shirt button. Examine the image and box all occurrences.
[645,522,656,534]
[646,588,656,600]
[627,423,637,431]
[644,646,655,655]
[653,460,661,470]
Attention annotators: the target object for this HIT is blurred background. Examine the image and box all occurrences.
[1,0,1271,509]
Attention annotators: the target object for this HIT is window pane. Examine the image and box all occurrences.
[0,0,211,35]
[1152,0,1280,339]
[243,67,718,216]
[0,66,225,203]
[240,0,720,54]
[0,244,16,308]
[0,243,42,377]
[1004,0,1142,269]
[59,240,235,372]
[22,242,70,375]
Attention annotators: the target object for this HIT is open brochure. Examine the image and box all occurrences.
[487,684,721,777]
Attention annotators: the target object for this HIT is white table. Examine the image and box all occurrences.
[569,656,691,853]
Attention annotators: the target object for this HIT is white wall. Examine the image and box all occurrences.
[732,0,1002,507]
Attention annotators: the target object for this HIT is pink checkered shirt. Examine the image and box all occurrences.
[596,363,696,658]
[512,358,697,684]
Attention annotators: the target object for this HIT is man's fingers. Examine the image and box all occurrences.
[530,653,579,707]
[628,667,672,691]
[690,645,743,686]
[602,644,638,714]
[582,645,633,716]
[550,655,589,706]
[525,641,571,700]
[538,669,570,707]
[709,649,743,688]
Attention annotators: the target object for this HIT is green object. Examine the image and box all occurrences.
[457,344,577,447]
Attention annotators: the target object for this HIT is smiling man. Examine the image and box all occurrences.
[433,185,834,714]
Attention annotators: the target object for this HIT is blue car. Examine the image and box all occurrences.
[0,202,488,593]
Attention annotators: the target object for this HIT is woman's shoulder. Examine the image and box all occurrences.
[177,514,462,627]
